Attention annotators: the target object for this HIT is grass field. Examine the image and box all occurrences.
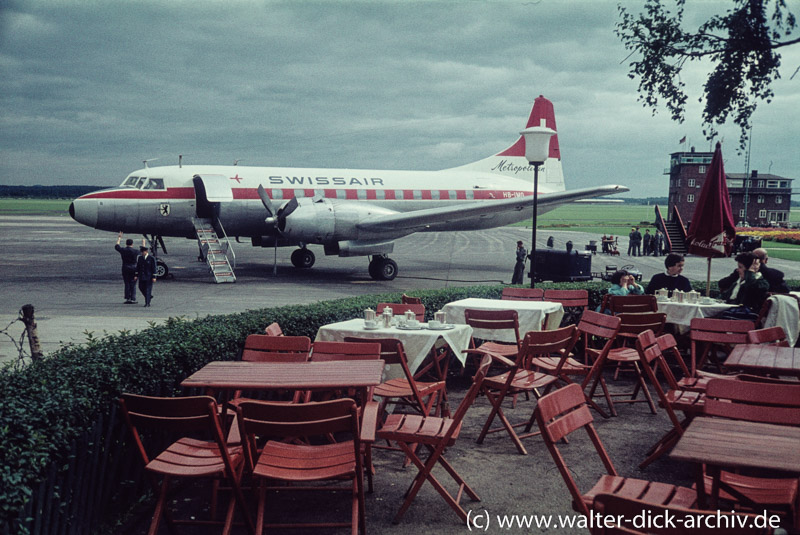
[0,199,71,214]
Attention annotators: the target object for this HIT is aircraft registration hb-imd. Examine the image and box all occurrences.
[70,96,628,283]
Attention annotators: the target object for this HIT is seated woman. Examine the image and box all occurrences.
[597,270,644,312]
[645,253,692,297]
[716,252,770,321]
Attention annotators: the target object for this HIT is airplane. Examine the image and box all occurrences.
[69,95,628,282]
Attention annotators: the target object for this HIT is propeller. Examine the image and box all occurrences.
[257,184,278,226]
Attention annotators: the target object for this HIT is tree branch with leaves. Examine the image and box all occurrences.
[617,0,797,151]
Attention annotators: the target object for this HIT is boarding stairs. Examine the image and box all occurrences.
[664,220,688,254]
[192,217,236,283]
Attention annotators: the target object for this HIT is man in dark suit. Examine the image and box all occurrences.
[753,247,789,293]
[134,245,157,307]
[115,232,139,304]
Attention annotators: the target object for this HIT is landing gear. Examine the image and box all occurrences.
[155,259,169,280]
[368,256,398,281]
[291,248,315,269]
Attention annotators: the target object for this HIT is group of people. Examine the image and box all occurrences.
[599,247,788,320]
[115,232,157,307]
[626,227,666,257]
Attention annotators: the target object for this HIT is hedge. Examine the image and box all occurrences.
[1,278,793,533]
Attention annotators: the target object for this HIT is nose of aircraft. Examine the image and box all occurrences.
[69,197,98,228]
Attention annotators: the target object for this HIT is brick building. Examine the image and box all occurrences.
[666,148,793,227]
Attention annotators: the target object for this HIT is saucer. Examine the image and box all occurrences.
[363,325,381,330]
[397,324,423,330]
[427,324,455,330]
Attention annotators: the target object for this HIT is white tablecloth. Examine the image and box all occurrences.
[657,300,735,333]
[441,298,564,343]
[315,318,473,381]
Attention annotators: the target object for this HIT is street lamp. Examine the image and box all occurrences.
[521,120,556,288]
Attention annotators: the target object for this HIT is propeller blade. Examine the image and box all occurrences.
[257,185,277,219]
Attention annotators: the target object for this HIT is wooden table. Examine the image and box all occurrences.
[670,416,800,508]
[442,298,564,343]
[724,344,800,378]
[181,360,385,401]
[316,319,472,381]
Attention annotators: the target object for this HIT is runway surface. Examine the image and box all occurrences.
[3,215,799,361]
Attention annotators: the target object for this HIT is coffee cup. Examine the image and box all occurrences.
[407,319,419,328]
[429,320,442,328]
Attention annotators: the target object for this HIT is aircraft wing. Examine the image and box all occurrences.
[355,185,629,232]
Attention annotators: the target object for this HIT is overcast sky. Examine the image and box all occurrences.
[2,0,799,196]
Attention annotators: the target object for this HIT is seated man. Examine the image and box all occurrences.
[753,247,789,293]
[717,252,770,318]
[645,253,692,297]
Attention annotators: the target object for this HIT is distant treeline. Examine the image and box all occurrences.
[0,185,103,198]
[620,197,668,205]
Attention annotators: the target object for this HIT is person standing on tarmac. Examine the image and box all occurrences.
[115,232,139,304]
[134,242,157,307]
[511,240,527,284]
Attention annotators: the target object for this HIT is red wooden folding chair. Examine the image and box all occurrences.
[120,393,254,535]
[376,355,492,524]
[475,325,577,455]
[689,317,754,375]
[236,398,375,534]
[533,384,696,518]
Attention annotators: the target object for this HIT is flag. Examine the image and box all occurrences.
[679,136,686,144]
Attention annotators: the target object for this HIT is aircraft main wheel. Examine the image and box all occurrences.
[155,259,169,280]
[369,257,398,281]
[291,248,315,269]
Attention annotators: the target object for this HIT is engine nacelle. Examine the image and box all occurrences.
[278,197,397,244]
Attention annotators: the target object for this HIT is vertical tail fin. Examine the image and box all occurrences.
[451,95,565,192]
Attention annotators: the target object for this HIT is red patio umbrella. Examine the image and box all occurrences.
[685,142,736,295]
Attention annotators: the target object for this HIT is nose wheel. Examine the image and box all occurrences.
[368,256,398,281]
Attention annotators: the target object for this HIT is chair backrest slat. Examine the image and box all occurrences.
[238,398,357,437]
[501,287,544,301]
[463,309,521,343]
[746,326,789,346]
[617,312,667,337]
[690,318,754,343]
[401,294,422,305]
[264,322,284,336]
[608,294,657,314]
[543,289,589,309]
[704,378,800,426]
[520,325,578,366]
[310,341,382,362]
[242,334,311,362]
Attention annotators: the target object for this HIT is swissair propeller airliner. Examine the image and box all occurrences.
[70,96,628,282]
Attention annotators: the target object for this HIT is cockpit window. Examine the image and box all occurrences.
[121,176,139,187]
[143,178,165,190]
[135,177,147,189]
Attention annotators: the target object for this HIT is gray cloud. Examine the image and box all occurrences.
[1,0,798,194]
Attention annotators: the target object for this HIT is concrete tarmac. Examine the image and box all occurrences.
[2,215,799,362]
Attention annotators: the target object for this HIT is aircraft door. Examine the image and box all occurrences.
[192,174,233,219]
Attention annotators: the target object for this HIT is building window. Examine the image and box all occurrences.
[780,181,789,188]
[757,195,765,204]
[688,179,695,187]
[699,166,706,174]
[767,180,779,188]
[739,209,746,217]
[687,194,695,202]
[776,196,783,204]
[746,180,752,188]
[759,209,767,219]
[758,180,764,188]
[676,179,681,187]
[743,194,750,203]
